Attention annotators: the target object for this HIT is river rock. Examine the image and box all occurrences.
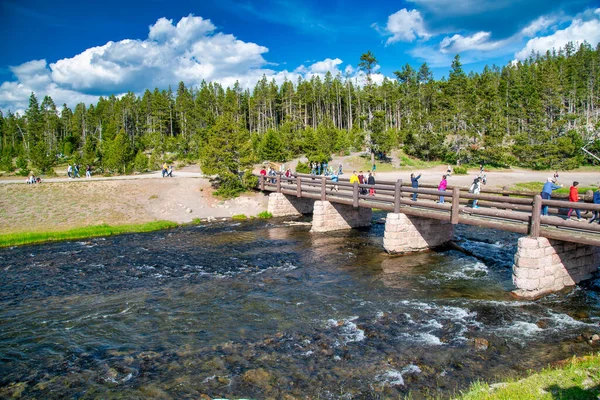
[592,334,599,341]
[243,368,272,390]
[472,337,489,350]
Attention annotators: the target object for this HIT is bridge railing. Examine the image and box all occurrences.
[256,173,600,246]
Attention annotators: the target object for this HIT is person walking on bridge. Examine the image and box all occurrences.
[567,181,583,221]
[541,178,562,216]
[437,175,448,203]
[410,173,421,201]
[469,177,482,208]
[367,172,376,196]
[589,185,600,224]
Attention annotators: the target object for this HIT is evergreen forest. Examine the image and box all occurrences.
[1,42,599,195]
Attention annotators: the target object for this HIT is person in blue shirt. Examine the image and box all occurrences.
[541,178,562,216]
[410,173,421,201]
[330,172,339,192]
[589,186,600,224]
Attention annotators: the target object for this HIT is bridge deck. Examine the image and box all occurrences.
[257,173,600,247]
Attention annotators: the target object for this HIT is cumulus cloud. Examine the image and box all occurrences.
[515,10,600,60]
[47,14,270,94]
[0,14,381,113]
[375,8,431,45]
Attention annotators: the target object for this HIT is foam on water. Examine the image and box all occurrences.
[327,316,366,345]
[433,261,489,280]
[377,364,422,387]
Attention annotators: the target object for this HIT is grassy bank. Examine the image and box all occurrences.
[459,353,600,399]
[512,182,595,194]
[0,221,179,247]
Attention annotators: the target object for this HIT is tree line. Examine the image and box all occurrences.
[0,41,599,195]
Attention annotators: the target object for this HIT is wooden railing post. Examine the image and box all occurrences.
[321,176,327,200]
[530,194,542,237]
[276,173,281,193]
[353,181,359,207]
[394,179,402,213]
[260,174,265,190]
[296,175,302,198]
[451,187,460,224]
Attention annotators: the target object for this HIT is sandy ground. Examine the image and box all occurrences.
[0,165,269,234]
[1,161,598,235]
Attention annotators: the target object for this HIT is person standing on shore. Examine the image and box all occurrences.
[541,178,562,216]
[67,164,73,178]
[438,175,448,203]
[86,165,92,178]
[410,173,421,201]
[566,181,583,221]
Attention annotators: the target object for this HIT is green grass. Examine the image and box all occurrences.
[0,220,179,247]
[257,211,272,219]
[512,182,595,195]
[232,214,248,220]
[459,353,600,399]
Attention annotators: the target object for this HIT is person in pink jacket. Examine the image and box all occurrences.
[438,175,448,203]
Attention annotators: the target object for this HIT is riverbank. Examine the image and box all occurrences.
[459,352,600,399]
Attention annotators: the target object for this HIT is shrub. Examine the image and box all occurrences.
[232,214,247,220]
[295,161,310,174]
[257,211,272,219]
[453,165,468,175]
[134,151,149,172]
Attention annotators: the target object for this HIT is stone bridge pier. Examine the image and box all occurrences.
[512,237,600,299]
[383,213,454,254]
[267,193,315,217]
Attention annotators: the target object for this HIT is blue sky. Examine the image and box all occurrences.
[1,0,599,113]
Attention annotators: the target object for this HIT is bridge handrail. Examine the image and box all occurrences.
[255,173,600,245]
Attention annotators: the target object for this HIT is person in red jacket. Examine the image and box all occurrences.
[566,181,583,221]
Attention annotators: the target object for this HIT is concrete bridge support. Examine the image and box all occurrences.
[383,213,454,254]
[311,201,372,233]
[513,237,600,299]
[267,193,315,217]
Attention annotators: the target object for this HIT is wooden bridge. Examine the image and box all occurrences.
[257,173,600,247]
[256,172,600,298]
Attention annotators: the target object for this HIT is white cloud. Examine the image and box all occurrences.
[515,14,600,60]
[377,8,431,45]
[309,58,343,74]
[440,31,508,53]
[521,16,556,37]
[0,14,392,113]
[48,14,270,94]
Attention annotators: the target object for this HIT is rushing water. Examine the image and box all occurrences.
[1,214,599,399]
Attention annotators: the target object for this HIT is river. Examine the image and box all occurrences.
[1,214,599,399]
